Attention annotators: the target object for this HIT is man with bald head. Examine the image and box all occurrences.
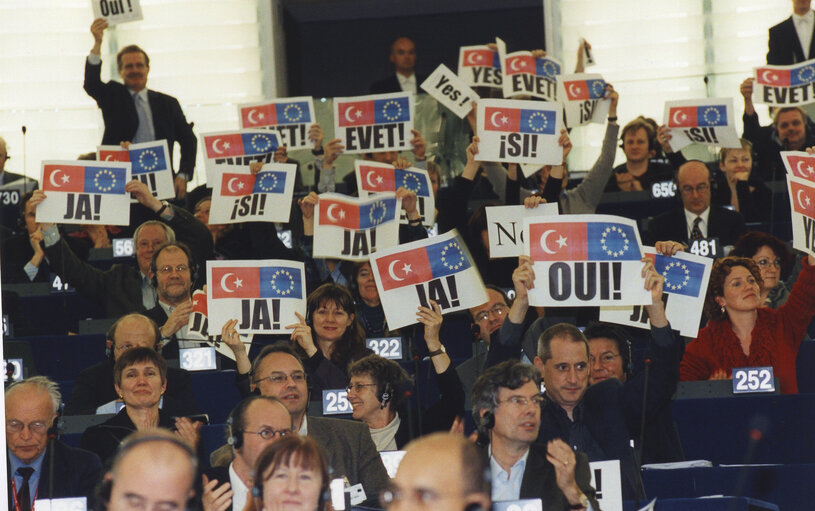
[384,432,491,511]
[645,160,745,247]
[370,37,426,94]
[65,313,198,415]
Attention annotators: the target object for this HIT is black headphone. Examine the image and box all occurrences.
[149,241,198,289]
[480,410,495,430]
[226,412,243,451]
[380,383,393,409]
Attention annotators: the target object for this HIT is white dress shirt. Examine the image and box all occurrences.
[684,207,711,239]
[397,73,417,93]
[794,10,815,59]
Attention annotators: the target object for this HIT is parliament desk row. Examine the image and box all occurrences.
[623,497,779,511]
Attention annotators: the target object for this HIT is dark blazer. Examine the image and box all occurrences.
[0,170,38,188]
[83,59,197,180]
[369,73,426,94]
[479,443,598,510]
[80,407,178,468]
[644,205,746,247]
[6,441,102,509]
[65,358,198,416]
[767,15,815,65]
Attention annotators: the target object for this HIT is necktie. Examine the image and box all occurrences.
[133,94,153,143]
[690,216,703,241]
[16,467,34,511]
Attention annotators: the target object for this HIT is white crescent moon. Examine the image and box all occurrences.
[467,51,479,65]
[344,106,356,123]
[490,111,503,128]
[48,168,63,188]
[568,83,580,97]
[227,177,240,193]
[365,169,379,188]
[220,272,235,293]
[671,109,684,125]
[104,154,114,161]
[510,58,522,71]
[539,229,557,254]
[798,189,810,209]
[797,160,807,176]
[388,259,405,281]
[247,109,259,125]
[761,70,774,83]
[326,203,340,222]
[212,138,225,155]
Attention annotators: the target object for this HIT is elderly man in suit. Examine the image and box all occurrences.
[85,18,196,199]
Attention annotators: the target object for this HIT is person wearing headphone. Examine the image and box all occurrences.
[471,361,596,510]
[605,116,674,193]
[245,435,331,511]
[202,395,293,511]
[97,429,197,511]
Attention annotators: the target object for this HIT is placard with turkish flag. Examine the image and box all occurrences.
[787,175,815,256]
[355,161,435,226]
[557,73,611,128]
[313,193,402,261]
[600,247,713,337]
[98,140,174,200]
[200,129,279,183]
[501,50,561,101]
[663,98,741,152]
[37,160,131,225]
[476,98,562,166]
[333,92,414,154]
[370,229,488,330]
[754,60,815,106]
[209,163,296,224]
[781,151,815,184]
[186,289,254,360]
[457,45,502,89]
[237,97,316,150]
[207,259,307,334]
[522,215,652,306]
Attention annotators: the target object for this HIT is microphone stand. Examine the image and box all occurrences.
[21,126,28,194]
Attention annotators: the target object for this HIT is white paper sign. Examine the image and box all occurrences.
[355,161,435,226]
[186,290,253,362]
[663,98,741,152]
[754,60,815,106]
[209,163,296,224]
[333,92,415,154]
[313,193,402,262]
[522,215,651,307]
[599,247,713,337]
[781,151,815,182]
[35,497,88,511]
[589,460,622,511]
[97,140,174,201]
[237,97,317,150]
[37,160,131,226]
[476,99,562,166]
[370,230,488,330]
[787,175,815,256]
[502,51,561,101]
[420,64,479,119]
[207,259,307,335]
[92,0,143,26]
[200,130,279,183]
[558,73,611,128]
[457,45,503,89]
[486,203,559,258]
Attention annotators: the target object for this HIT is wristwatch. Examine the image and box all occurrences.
[428,346,446,358]
[569,493,590,509]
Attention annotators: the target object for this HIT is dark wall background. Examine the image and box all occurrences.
[281,0,545,98]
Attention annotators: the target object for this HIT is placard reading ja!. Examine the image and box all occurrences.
[333,92,414,154]
[476,99,562,166]
[209,164,297,224]
[200,130,279,183]
[238,97,316,150]
[92,0,143,26]
[355,161,435,226]
[313,193,402,261]
[98,140,174,200]
[37,160,131,226]
[663,98,741,152]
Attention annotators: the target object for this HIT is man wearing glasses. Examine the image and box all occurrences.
[644,160,745,248]
[472,361,596,510]
[203,396,293,511]
[5,377,102,510]
[145,241,196,358]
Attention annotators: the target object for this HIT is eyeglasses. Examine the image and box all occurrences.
[255,371,307,385]
[497,393,544,408]
[346,383,377,393]
[114,343,136,352]
[755,258,782,269]
[589,353,621,366]
[680,183,710,195]
[474,304,508,323]
[157,264,189,274]
[244,427,291,440]
[6,420,48,435]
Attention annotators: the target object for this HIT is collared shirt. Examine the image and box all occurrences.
[793,10,815,60]
[229,463,249,511]
[397,73,417,93]
[683,207,711,239]
[489,445,529,502]
[8,449,46,510]
[298,415,309,436]
[141,272,157,310]
[130,88,156,142]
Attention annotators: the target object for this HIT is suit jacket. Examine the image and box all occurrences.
[6,440,102,509]
[65,358,198,416]
[80,407,177,468]
[0,170,38,188]
[369,73,427,94]
[83,59,197,180]
[480,443,598,510]
[768,15,815,65]
[644,205,746,247]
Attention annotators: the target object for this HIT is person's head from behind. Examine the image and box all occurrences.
[533,323,590,412]
[583,322,631,385]
[347,354,412,423]
[251,343,310,422]
[426,161,441,197]
[390,37,417,76]
[676,160,711,215]
[731,231,793,293]
[113,347,167,409]
[228,395,293,476]
[5,376,60,465]
[471,361,541,446]
[249,434,329,511]
[773,106,808,150]
[117,45,150,92]
[102,429,197,511]
[469,286,510,343]
[134,220,176,275]
[385,433,491,511]
[703,256,763,321]
[106,313,160,360]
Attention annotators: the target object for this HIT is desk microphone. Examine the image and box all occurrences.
[728,415,769,511]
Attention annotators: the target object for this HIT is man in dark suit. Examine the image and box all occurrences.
[370,37,425,94]
[645,160,746,247]
[6,377,102,510]
[0,136,37,188]
[472,361,597,510]
[767,1,815,65]
[66,313,198,415]
[85,18,196,200]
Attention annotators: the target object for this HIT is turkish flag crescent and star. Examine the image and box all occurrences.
[528,221,642,262]
[376,237,472,291]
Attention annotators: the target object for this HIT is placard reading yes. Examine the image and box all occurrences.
[420,64,478,119]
